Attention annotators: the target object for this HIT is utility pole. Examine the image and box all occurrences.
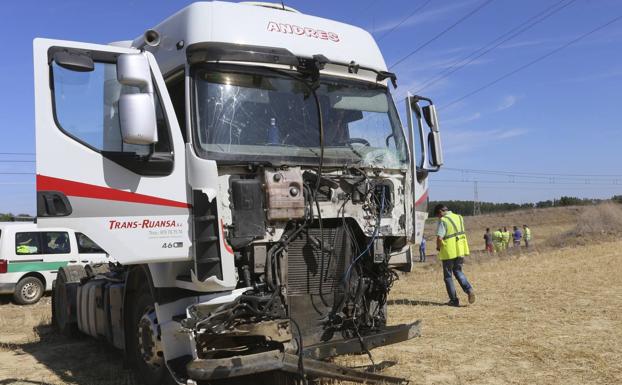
[473,181,481,216]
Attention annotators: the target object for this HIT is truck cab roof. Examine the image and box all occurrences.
[132,1,387,77]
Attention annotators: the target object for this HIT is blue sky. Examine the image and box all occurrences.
[1,0,621,214]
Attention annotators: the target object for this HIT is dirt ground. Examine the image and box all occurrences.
[1,206,621,384]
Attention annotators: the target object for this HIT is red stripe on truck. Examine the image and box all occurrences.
[37,175,191,209]
[415,189,428,207]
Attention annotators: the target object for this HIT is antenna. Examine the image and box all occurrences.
[281,1,285,10]
[473,181,481,216]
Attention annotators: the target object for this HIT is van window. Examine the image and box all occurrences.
[76,233,105,254]
[43,232,71,254]
[16,232,41,255]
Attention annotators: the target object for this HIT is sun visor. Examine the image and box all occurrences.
[332,93,388,113]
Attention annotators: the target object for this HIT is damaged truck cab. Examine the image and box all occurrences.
[33,2,442,384]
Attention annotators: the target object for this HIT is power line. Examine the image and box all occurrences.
[442,167,622,178]
[433,184,621,191]
[376,0,433,42]
[0,160,35,163]
[473,181,481,215]
[355,0,379,27]
[389,0,495,69]
[0,152,34,155]
[413,0,577,94]
[439,168,622,185]
[433,179,622,186]
[0,172,34,175]
[442,13,622,109]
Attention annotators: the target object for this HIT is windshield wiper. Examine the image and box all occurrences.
[345,143,364,162]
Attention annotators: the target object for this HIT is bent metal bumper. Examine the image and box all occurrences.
[186,321,421,384]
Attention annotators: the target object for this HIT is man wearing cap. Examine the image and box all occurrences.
[434,204,476,307]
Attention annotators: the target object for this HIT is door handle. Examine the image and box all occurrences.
[37,191,72,217]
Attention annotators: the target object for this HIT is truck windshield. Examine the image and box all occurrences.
[193,66,408,169]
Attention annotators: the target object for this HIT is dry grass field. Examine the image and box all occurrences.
[1,204,621,384]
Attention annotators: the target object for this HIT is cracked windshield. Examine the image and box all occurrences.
[195,68,408,168]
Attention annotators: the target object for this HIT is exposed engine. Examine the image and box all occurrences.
[183,165,407,364]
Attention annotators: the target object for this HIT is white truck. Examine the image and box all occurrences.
[33,2,442,384]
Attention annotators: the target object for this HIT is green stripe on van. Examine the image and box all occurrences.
[7,261,69,273]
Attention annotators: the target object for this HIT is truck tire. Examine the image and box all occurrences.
[52,265,86,336]
[128,289,174,385]
[13,276,44,305]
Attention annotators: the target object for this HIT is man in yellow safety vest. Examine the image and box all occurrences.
[501,227,510,250]
[493,228,504,253]
[434,204,476,307]
[523,224,532,247]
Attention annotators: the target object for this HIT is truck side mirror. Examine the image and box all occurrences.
[408,96,443,171]
[422,105,443,168]
[117,53,158,145]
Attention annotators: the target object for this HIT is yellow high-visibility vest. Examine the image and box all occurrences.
[493,231,503,244]
[438,212,470,260]
[502,231,510,243]
[16,245,31,254]
[524,227,531,240]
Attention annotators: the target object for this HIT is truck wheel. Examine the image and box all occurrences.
[13,276,44,305]
[128,290,173,385]
[52,266,85,336]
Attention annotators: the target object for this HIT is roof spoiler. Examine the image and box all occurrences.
[187,42,299,67]
[186,42,398,88]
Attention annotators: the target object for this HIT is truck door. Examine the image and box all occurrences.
[33,39,190,264]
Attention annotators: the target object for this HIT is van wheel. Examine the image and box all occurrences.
[14,276,44,305]
[128,289,173,385]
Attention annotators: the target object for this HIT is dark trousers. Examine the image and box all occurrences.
[442,257,473,302]
[419,248,426,262]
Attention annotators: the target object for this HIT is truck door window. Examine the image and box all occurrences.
[51,60,172,157]
[43,232,70,254]
[76,232,105,254]
[15,232,41,255]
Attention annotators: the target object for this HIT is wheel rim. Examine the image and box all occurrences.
[137,306,164,370]
[21,281,41,301]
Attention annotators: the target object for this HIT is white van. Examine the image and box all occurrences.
[0,223,108,304]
